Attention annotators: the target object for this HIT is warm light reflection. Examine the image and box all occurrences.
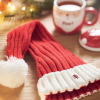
[8,3,11,7]
[30,8,32,12]
[30,8,34,12]
[22,7,25,10]
[0,11,1,14]
[11,6,15,10]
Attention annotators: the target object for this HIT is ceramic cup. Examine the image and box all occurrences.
[53,0,98,35]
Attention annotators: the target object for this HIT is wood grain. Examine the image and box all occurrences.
[0,10,100,100]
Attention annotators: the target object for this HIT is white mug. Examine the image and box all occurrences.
[53,0,98,35]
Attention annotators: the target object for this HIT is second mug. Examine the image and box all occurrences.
[53,0,98,35]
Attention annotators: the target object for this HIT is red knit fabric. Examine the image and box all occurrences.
[28,21,85,78]
[27,20,100,100]
[7,22,36,59]
[6,20,100,100]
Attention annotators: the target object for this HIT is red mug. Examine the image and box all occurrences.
[53,0,98,35]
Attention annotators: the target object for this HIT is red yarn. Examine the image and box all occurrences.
[6,20,100,100]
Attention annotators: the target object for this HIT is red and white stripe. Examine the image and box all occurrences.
[37,64,100,100]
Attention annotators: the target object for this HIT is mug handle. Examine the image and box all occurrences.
[84,7,98,26]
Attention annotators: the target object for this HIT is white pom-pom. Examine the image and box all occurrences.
[0,56,28,88]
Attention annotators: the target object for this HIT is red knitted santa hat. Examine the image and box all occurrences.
[1,20,100,100]
[0,23,31,88]
[28,20,100,100]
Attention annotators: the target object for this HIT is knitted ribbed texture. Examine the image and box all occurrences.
[28,22,85,78]
[7,23,36,59]
[5,20,100,99]
[27,20,100,100]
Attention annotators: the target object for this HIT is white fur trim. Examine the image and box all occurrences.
[37,64,100,100]
[0,56,28,88]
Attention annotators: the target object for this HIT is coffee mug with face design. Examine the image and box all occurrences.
[53,0,98,35]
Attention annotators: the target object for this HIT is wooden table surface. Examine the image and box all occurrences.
[0,11,100,100]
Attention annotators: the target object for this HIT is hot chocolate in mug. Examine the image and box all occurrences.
[53,0,98,35]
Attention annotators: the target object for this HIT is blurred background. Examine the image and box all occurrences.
[0,0,100,23]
